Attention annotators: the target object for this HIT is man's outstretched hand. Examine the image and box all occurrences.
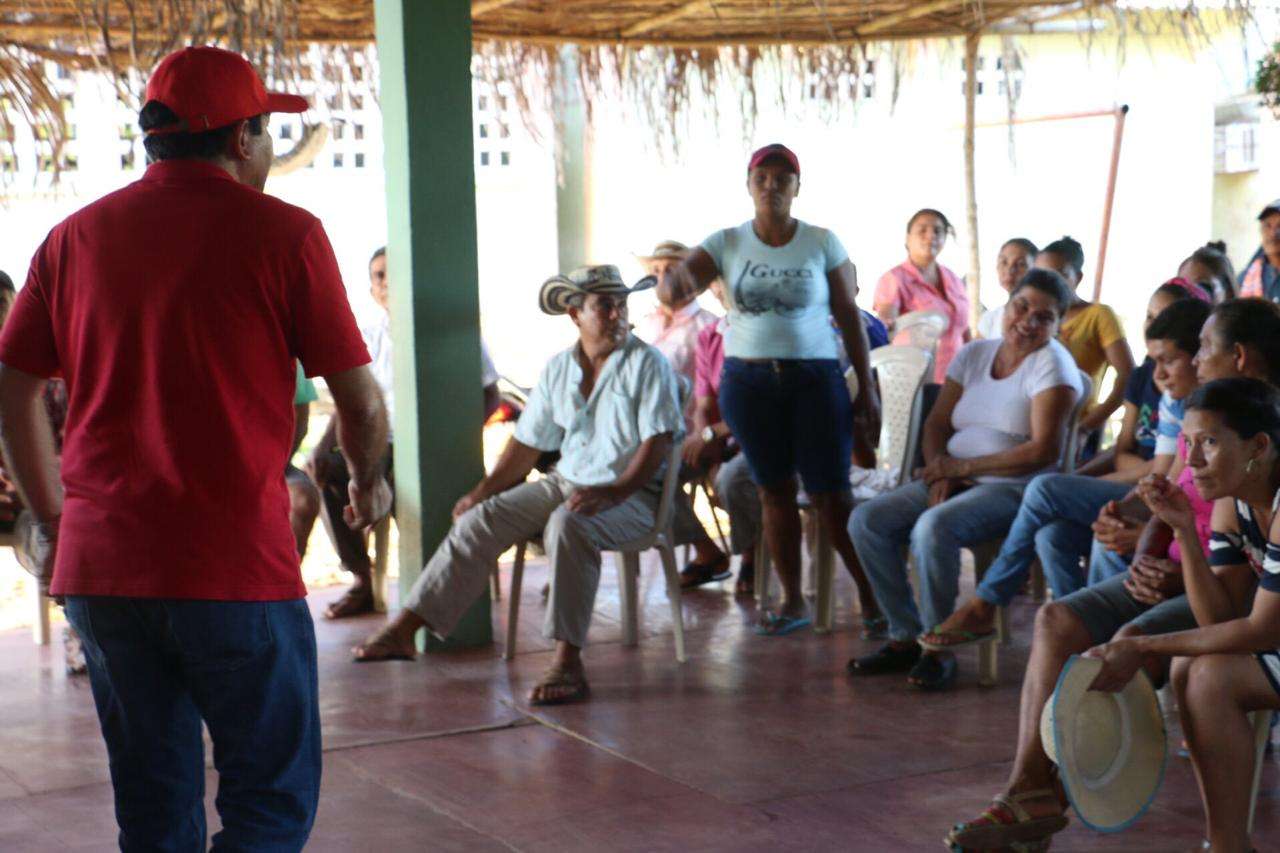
[346,478,393,530]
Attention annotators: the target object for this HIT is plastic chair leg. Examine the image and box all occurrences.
[802,510,819,599]
[996,606,1011,645]
[32,582,50,646]
[619,551,640,647]
[754,539,771,605]
[977,637,998,687]
[657,542,686,663]
[814,524,835,634]
[1248,710,1271,834]
[504,542,526,661]
[371,517,391,613]
[490,562,501,601]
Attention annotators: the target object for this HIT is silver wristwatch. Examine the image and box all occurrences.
[701,425,716,443]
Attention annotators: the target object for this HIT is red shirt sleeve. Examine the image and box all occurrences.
[0,248,60,378]
[290,220,370,378]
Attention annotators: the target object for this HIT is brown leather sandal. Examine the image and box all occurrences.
[945,788,1068,850]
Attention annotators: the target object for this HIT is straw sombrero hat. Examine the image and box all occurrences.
[538,265,656,316]
[1040,655,1167,833]
[635,240,690,265]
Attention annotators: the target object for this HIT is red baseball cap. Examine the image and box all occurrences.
[748,143,800,176]
[144,46,308,135]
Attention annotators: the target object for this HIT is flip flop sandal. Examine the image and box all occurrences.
[907,653,958,691]
[351,637,415,663]
[918,626,997,651]
[679,561,732,589]
[529,668,590,706]
[754,612,812,637]
[945,789,1069,850]
[860,615,888,640]
[325,589,375,620]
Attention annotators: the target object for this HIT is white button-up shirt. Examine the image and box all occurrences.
[514,334,684,487]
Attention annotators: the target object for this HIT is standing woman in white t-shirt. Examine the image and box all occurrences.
[977,238,1038,339]
[665,143,882,636]
[847,269,1082,690]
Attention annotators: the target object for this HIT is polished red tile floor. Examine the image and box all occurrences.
[1,554,1276,851]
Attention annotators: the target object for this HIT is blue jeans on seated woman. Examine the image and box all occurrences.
[65,596,321,853]
[849,479,1026,642]
[973,473,1131,607]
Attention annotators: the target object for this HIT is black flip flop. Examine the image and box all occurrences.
[679,560,732,589]
[907,653,958,691]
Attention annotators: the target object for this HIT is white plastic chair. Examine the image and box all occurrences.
[505,434,688,662]
[972,370,1093,686]
[369,515,394,613]
[505,378,691,662]
[893,309,949,356]
[757,347,933,632]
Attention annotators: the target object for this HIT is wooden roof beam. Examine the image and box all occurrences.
[857,0,966,35]
[473,0,523,16]
[621,1,714,38]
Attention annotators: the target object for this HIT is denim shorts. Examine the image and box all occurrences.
[718,357,852,493]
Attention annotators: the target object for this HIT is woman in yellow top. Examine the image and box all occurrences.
[1034,236,1134,450]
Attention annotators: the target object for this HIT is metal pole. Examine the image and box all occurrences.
[1092,104,1129,303]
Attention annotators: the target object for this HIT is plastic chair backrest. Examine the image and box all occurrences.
[652,375,692,535]
[869,345,934,487]
[894,310,949,353]
[1059,371,1093,473]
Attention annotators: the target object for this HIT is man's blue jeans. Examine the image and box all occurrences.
[65,597,321,853]
[849,479,1026,641]
[974,474,1131,606]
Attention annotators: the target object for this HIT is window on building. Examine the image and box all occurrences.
[280,124,293,140]
[480,151,490,166]
[326,94,340,111]
[354,124,365,140]
[62,154,78,171]
[350,93,364,110]
[500,151,510,166]
[120,148,135,170]
[333,121,345,140]
[499,95,509,111]
[499,123,510,139]
[352,65,365,82]
[479,123,489,139]
[354,152,365,168]
[478,95,489,111]
[333,153,344,168]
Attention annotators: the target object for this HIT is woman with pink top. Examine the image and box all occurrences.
[874,208,969,382]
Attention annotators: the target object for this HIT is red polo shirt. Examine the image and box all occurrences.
[0,160,370,600]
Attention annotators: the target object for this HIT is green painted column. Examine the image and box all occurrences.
[374,0,490,649]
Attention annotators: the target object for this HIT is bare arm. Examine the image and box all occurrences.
[1079,339,1134,433]
[451,436,544,519]
[666,248,721,305]
[1171,498,1261,625]
[324,365,391,528]
[0,363,60,522]
[927,385,1076,481]
[565,432,673,516]
[1134,588,1280,658]
[828,261,880,464]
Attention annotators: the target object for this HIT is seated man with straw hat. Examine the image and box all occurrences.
[353,265,683,706]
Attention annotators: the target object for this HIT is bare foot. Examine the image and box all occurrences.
[920,597,996,645]
[529,662,589,705]
[325,583,374,620]
[352,622,417,662]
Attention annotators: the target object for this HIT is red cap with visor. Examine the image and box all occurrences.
[144,46,308,135]
[747,143,800,176]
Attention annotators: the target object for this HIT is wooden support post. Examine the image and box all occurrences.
[374,0,490,649]
[1092,105,1129,303]
[963,30,982,333]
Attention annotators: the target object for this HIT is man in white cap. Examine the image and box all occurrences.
[353,265,682,707]
[1239,198,1280,302]
[635,240,731,587]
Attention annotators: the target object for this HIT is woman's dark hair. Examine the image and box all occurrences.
[139,101,264,162]
[1209,298,1280,387]
[0,270,13,295]
[906,208,956,238]
[1183,241,1236,301]
[1001,237,1038,257]
[1010,268,1073,317]
[1145,298,1212,356]
[1040,236,1086,277]
[370,246,386,266]
[1185,377,1280,453]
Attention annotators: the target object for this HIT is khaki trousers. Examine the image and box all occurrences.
[403,471,659,648]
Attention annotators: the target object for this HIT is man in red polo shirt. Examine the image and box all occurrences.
[0,47,389,851]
